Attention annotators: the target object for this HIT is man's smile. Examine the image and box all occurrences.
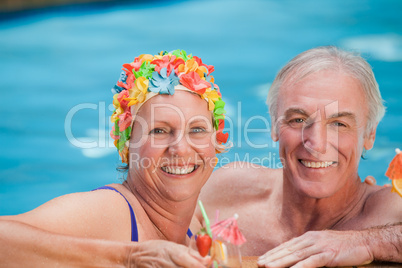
[299,160,337,169]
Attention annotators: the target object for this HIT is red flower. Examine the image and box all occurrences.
[128,57,143,72]
[179,72,211,94]
[216,119,228,144]
[152,55,177,76]
[216,130,228,144]
[116,90,130,111]
[118,111,133,131]
[173,58,185,75]
[110,125,120,140]
[193,56,214,75]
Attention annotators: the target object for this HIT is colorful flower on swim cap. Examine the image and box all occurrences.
[149,67,180,95]
[213,100,226,128]
[216,119,229,144]
[202,87,221,111]
[125,77,149,106]
[151,55,183,76]
[133,61,156,79]
[112,71,128,94]
[171,49,192,61]
[179,72,211,95]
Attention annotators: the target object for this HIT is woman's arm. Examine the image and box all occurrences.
[0,219,210,267]
[0,219,130,267]
[0,189,210,267]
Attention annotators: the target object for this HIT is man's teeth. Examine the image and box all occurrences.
[161,166,196,175]
[301,160,334,168]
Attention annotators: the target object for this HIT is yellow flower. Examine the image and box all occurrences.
[202,88,221,111]
[111,94,124,122]
[138,54,154,63]
[178,58,208,78]
[125,77,149,106]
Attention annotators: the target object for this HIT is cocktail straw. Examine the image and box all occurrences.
[198,200,212,238]
[215,209,220,224]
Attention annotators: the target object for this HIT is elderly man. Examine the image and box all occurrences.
[199,46,402,267]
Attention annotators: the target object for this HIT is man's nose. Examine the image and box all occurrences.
[302,120,328,156]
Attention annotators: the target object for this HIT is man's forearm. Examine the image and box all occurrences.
[0,219,131,267]
[365,222,402,263]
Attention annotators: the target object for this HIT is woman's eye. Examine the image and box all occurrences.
[150,128,166,134]
[190,127,206,133]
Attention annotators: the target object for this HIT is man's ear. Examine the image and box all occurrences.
[271,119,279,142]
[364,127,377,150]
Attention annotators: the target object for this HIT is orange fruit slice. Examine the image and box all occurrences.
[211,240,226,261]
[391,179,402,198]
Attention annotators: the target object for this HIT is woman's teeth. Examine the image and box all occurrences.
[300,160,334,168]
[161,166,196,175]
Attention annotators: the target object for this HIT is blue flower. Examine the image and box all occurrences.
[204,73,216,91]
[111,71,127,94]
[148,67,179,95]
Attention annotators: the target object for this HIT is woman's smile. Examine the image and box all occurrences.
[160,165,199,175]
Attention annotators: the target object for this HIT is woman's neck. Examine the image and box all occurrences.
[123,178,196,244]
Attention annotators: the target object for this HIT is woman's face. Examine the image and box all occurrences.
[128,91,217,202]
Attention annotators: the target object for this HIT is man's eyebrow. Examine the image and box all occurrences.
[327,112,356,121]
[284,108,309,118]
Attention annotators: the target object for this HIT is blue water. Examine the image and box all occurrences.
[1,0,402,215]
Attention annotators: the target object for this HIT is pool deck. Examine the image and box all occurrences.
[0,0,118,12]
[241,257,401,268]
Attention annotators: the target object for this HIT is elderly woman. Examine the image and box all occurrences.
[0,49,228,267]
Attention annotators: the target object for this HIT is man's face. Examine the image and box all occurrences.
[274,69,375,198]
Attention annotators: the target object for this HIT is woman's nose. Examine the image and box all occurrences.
[167,133,191,156]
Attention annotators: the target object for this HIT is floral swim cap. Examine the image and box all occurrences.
[110,49,228,163]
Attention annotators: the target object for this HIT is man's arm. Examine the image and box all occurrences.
[368,223,402,262]
[257,223,402,268]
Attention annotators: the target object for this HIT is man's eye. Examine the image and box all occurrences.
[332,121,347,127]
[289,118,305,124]
[286,117,309,128]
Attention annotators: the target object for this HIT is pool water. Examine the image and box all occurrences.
[1,0,402,215]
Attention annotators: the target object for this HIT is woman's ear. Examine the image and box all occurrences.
[364,128,377,150]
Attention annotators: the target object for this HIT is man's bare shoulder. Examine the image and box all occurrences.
[200,162,282,207]
[346,185,402,229]
[364,186,402,221]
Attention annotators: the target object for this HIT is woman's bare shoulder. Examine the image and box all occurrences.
[6,184,132,241]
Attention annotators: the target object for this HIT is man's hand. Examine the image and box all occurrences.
[364,175,391,187]
[364,175,377,185]
[257,230,373,268]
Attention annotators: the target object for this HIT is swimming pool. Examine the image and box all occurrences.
[1,0,402,215]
